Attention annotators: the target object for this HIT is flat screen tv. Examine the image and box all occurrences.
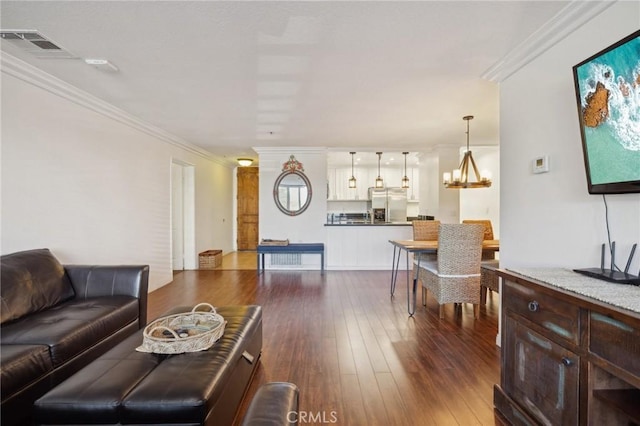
[572,29,640,194]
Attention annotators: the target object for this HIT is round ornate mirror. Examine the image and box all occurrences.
[273,170,312,216]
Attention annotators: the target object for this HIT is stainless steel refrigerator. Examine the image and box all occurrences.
[368,187,408,223]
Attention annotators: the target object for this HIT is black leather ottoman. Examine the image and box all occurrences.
[34,305,262,426]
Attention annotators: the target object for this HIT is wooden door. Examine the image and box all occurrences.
[237,167,259,250]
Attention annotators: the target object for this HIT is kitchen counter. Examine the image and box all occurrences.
[325,223,412,269]
[506,267,640,314]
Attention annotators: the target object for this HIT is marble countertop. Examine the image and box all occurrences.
[507,268,640,314]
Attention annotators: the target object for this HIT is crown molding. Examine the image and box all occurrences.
[252,146,328,155]
[482,0,616,83]
[1,52,227,165]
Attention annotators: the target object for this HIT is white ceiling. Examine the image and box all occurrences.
[1,1,574,167]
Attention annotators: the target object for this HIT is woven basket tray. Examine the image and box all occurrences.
[136,303,225,354]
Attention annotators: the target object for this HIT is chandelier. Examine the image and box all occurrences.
[443,115,492,189]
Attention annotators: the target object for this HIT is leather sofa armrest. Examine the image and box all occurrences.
[64,265,149,327]
[241,382,300,426]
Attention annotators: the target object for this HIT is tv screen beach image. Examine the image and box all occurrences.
[575,32,640,186]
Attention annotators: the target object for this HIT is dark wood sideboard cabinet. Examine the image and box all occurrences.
[494,269,640,425]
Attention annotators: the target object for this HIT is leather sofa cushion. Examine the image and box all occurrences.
[1,296,139,367]
[32,330,163,424]
[1,249,75,324]
[1,344,52,398]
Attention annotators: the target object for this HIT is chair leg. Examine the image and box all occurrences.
[480,286,487,304]
[473,304,479,319]
[439,304,445,319]
[422,287,426,306]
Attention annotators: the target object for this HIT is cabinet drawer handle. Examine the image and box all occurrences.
[528,301,539,312]
[562,357,573,367]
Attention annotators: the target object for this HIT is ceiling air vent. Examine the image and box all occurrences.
[0,30,76,59]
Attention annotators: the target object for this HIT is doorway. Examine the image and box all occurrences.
[237,167,259,250]
[171,160,196,270]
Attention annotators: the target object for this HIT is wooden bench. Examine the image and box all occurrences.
[257,243,325,274]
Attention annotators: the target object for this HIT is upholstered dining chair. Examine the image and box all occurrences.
[462,219,500,302]
[413,220,440,241]
[481,260,500,304]
[412,220,440,287]
[462,219,495,260]
[416,223,485,319]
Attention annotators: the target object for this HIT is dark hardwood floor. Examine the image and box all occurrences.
[149,269,502,425]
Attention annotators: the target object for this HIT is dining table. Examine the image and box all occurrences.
[389,239,500,316]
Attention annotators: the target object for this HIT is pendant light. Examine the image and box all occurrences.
[443,115,492,189]
[348,152,357,188]
[401,152,410,189]
[375,152,384,188]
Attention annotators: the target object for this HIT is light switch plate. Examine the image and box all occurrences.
[533,155,549,174]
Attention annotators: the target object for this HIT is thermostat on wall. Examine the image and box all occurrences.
[532,155,549,174]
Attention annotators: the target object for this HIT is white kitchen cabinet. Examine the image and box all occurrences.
[338,168,354,200]
[327,168,336,200]
[381,166,402,189]
[407,167,419,201]
[331,167,368,200]
[355,168,370,200]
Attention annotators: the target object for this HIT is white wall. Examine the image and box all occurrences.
[500,1,640,272]
[254,147,327,269]
[460,146,500,238]
[418,152,439,218]
[437,147,462,223]
[1,62,234,291]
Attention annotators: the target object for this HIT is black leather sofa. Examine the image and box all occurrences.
[0,248,149,426]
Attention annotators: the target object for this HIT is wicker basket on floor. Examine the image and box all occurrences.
[136,303,225,354]
[199,250,222,269]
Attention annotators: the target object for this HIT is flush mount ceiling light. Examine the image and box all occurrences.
[237,158,253,167]
[443,116,492,189]
[401,152,410,189]
[348,152,357,189]
[84,58,119,72]
[375,152,384,188]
